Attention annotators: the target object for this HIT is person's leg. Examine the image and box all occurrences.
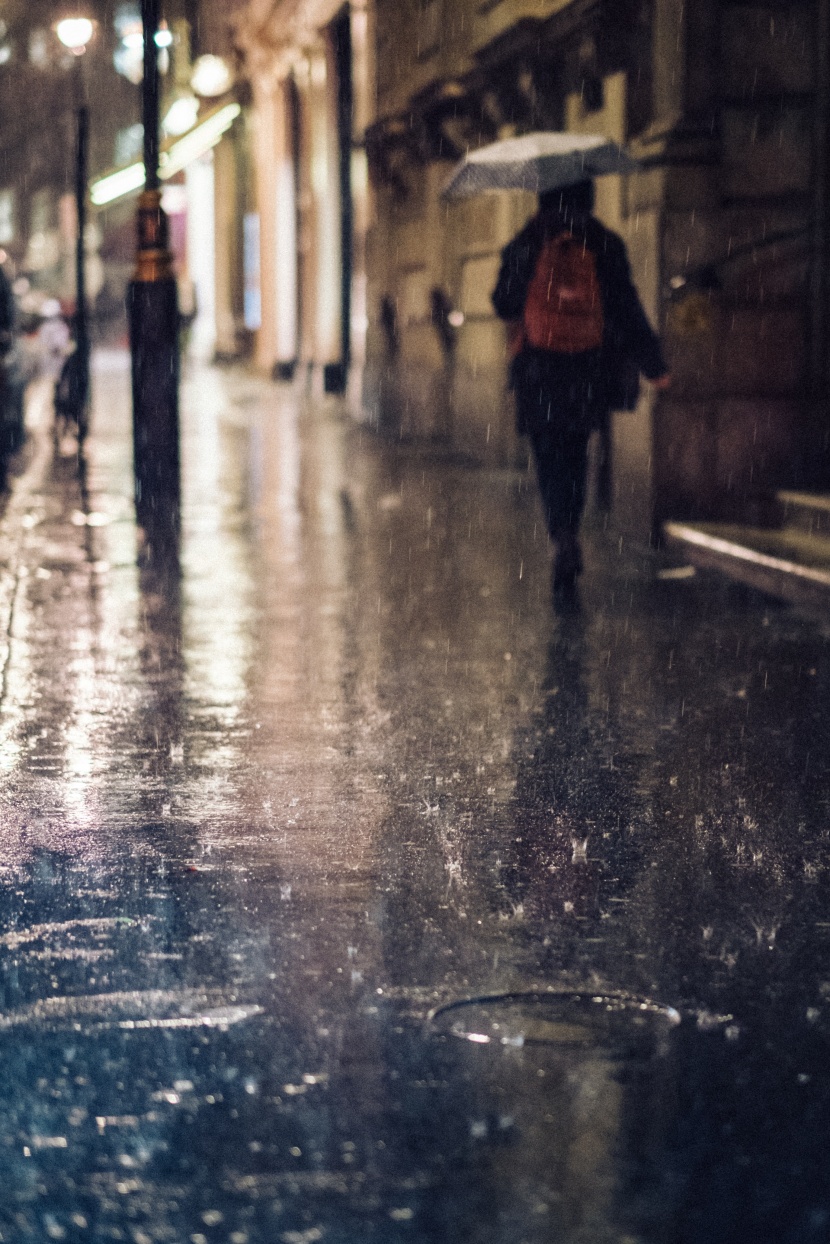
[528,423,591,588]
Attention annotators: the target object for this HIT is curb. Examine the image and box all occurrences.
[663,520,830,611]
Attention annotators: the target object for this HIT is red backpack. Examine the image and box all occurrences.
[522,232,604,354]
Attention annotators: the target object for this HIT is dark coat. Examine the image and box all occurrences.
[0,268,14,355]
[491,211,666,418]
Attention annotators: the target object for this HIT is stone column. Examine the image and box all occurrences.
[348,0,375,405]
[213,134,240,359]
[252,74,280,373]
[649,0,819,528]
[309,42,343,387]
[273,79,300,376]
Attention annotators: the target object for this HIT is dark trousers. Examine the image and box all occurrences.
[528,424,591,538]
[513,350,604,540]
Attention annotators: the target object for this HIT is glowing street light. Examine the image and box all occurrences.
[163,93,199,137]
[190,54,233,98]
[154,22,173,49]
[55,17,95,55]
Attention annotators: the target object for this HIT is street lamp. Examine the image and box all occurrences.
[55,18,94,54]
[128,0,180,531]
[55,13,95,436]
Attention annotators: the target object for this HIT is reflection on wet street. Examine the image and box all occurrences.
[1,353,830,1242]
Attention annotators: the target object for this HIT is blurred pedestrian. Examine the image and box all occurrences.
[0,261,25,465]
[492,179,669,592]
[0,260,14,358]
[37,299,71,381]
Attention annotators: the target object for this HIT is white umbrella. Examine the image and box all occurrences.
[441,131,639,200]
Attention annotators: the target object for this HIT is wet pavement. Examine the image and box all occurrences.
[1,353,830,1242]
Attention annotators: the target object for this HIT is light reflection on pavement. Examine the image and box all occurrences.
[0,353,828,1241]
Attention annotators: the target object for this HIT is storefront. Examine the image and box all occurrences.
[234,0,374,398]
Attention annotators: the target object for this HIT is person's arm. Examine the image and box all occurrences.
[0,271,15,353]
[491,221,540,321]
[605,235,668,381]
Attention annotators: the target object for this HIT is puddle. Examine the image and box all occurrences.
[0,917,143,949]
[429,989,681,1053]
[0,988,264,1031]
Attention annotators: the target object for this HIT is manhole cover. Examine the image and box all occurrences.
[429,990,680,1053]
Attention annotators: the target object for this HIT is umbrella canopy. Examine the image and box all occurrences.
[441,131,639,200]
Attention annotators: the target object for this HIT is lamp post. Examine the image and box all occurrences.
[55,16,94,435]
[128,0,180,533]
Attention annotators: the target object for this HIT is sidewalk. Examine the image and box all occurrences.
[1,353,830,1242]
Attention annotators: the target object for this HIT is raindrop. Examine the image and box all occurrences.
[696,1010,734,1032]
[571,837,589,864]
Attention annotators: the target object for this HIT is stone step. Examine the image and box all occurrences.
[777,490,830,536]
[663,520,830,610]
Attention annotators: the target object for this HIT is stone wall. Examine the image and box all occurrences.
[652,0,818,526]
[365,0,657,479]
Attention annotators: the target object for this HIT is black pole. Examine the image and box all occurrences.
[75,98,89,430]
[142,0,160,193]
[128,0,180,545]
[70,51,90,438]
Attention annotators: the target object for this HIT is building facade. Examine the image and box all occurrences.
[234,0,827,538]
[233,0,375,399]
[0,0,142,318]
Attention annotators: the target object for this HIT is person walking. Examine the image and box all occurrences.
[492,179,669,592]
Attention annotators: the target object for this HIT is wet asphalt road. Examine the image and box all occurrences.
[1,354,830,1243]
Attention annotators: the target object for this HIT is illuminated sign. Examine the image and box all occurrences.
[90,103,241,206]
